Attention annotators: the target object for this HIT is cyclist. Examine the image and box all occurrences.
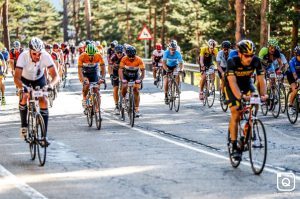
[119,46,145,117]
[78,44,106,110]
[217,41,232,95]
[110,45,126,115]
[286,47,300,111]
[9,41,24,76]
[45,44,60,80]
[53,43,64,80]
[14,37,59,140]
[199,39,218,100]
[225,39,267,160]
[152,43,164,85]
[78,42,85,55]
[1,48,9,74]
[162,40,184,104]
[70,43,76,64]
[0,51,7,105]
[95,41,104,55]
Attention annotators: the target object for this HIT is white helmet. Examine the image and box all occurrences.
[29,37,44,52]
[13,41,21,48]
[95,41,101,46]
[207,39,216,48]
[79,42,85,48]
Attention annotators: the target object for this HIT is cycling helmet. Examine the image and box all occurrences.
[169,40,178,49]
[295,48,300,56]
[237,39,256,55]
[110,40,118,48]
[221,40,231,49]
[156,43,162,50]
[267,38,278,47]
[115,45,124,53]
[294,46,300,53]
[61,43,67,48]
[13,41,21,48]
[126,46,136,58]
[208,39,216,48]
[85,40,91,45]
[95,41,101,46]
[85,44,97,56]
[29,37,44,52]
[45,44,53,49]
[53,43,60,49]
[79,42,85,48]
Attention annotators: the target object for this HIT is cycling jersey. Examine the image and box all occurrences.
[70,46,76,54]
[216,49,232,68]
[163,50,183,68]
[265,53,288,72]
[152,50,164,62]
[289,57,300,75]
[0,52,4,78]
[51,52,59,62]
[200,47,218,66]
[259,47,281,66]
[1,50,9,61]
[78,52,105,82]
[228,50,238,60]
[107,48,115,64]
[120,56,144,81]
[16,50,55,81]
[111,53,125,71]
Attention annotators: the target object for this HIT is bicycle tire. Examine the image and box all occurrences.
[249,119,267,175]
[271,86,281,118]
[207,81,215,108]
[36,114,47,166]
[86,101,93,127]
[168,80,174,110]
[227,130,241,168]
[287,91,299,124]
[202,83,207,106]
[28,112,36,160]
[279,84,287,113]
[94,94,102,130]
[159,71,163,90]
[129,92,135,127]
[172,81,180,112]
[220,88,228,112]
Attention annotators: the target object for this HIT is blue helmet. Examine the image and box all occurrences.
[169,40,178,49]
[115,45,124,53]
[126,46,136,58]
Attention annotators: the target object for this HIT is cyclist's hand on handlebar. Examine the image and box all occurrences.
[83,77,89,85]
[242,94,251,101]
[122,79,127,84]
[135,79,142,84]
[44,84,54,91]
[260,94,268,102]
[98,78,105,84]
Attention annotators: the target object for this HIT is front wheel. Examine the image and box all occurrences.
[128,93,135,127]
[271,86,281,118]
[249,119,267,175]
[173,82,180,112]
[220,88,228,112]
[94,94,102,130]
[36,114,47,166]
[227,130,241,168]
[207,81,215,108]
[28,112,36,160]
[86,103,93,127]
[287,91,299,124]
[279,84,287,113]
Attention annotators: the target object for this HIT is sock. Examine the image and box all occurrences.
[19,104,28,128]
[40,108,49,134]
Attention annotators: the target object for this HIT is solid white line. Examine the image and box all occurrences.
[104,114,300,180]
[0,164,47,199]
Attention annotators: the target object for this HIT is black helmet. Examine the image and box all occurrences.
[237,40,256,55]
[85,40,91,45]
[221,41,231,49]
[126,46,136,58]
[110,40,118,48]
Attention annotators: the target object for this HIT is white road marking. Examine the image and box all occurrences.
[104,114,300,181]
[0,164,47,199]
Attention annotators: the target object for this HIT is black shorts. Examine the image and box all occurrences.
[83,72,99,83]
[163,65,177,76]
[21,75,47,89]
[0,66,4,78]
[111,69,119,87]
[286,71,299,85]
[123,70,139,82]
[217,67,226,79]
[224,78,256,108]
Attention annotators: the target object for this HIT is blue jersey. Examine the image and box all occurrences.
[289,57,300,75]
[1,51,9,61]
[228,50,238,60]
[163,50,183,68]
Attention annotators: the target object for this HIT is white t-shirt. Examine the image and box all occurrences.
[16,50,55,81]
[152,49,164,57]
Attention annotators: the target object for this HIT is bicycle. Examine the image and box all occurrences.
[219,86,228,112]
[202,67,215,108]
[62,63,69,88]
[85,81,106,130]
[154,62,163,90]
[227,95,267,175]
[287,82,300,124]
[22,86,49,166]
[120,79,141,127]
[276,72,287,114]
[165,69,180,112]
[261,72,280,118]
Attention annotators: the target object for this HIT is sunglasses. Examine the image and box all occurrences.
[31,52,41,56]
[117,52,123,55]
[170,48,176,52]
[243,54,254,58]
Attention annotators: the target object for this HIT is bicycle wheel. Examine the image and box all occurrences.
[220,89,228,112]
[27,112,36,160]
[202,83,207,106]
[279,84,287,113]
[36,114,47,166]
[128,93,135,127]
[207,81,215,108]
[48,91,54,108]
[173,82,180,112]
[159,71,164,90]
[271,86,281,118]
[227,130,241,168]
[168,81,174,110]
[93,94,102,130]
[249,119,267,175]
[287,91,299,124]
[86,104,93,127]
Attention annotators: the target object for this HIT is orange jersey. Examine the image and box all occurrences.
[78,52,105,68]
[119,56,145,70]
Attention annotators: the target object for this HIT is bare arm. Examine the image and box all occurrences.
[48,65,60,87]
[227,75,242,99]
[14,68,23,89]
[256,74,267,96]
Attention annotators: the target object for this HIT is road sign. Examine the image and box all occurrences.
[138,25,153,40]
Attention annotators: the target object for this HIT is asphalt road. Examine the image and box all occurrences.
[0,65,300,199]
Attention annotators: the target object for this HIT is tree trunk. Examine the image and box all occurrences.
[63,0,69,42]
[84,0,91,40]
[126,1,129,42]
[73,0,79,44]
[148,5,152,55]
[161,0,166,48]
[260,0,268,48]
[153,5,157,48]
[291,3,300,50]
[2,0,10,50]
[235,0,246,43]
